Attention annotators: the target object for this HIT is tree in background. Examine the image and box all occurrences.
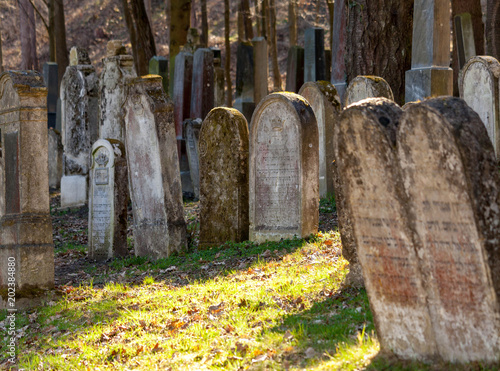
[288,0,297,46]
[237,0,253,41]
[224,0,232,106]
[201,0,208,47]
[53,0,69,87]
[18,0,38,70]
[486,0,500,60]
[267,0,281,91]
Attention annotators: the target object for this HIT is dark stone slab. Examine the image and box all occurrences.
[304,28,326,83]
[5,132,20,214]
[190,48,214,120]
[285,46,304,93]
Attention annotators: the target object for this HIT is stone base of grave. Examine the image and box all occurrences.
[344,262,364,288]
[134,222,170,259]
[405,67,453,103]
[61,175,87,208]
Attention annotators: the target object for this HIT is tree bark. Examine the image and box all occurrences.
[345,0,413,105]
[54,0,68,88]
[48,0,55,62]
[267,0,281,90]
[224,0,232,106]
[261,0,267,39]
[327,0,334,49]
[288,0,297,46]
[169,0,191,95]
[242,0,253,40]
[255,0,261,37]
[0,17,3,72]
[201,0,208,47]
[237,3,244,41]
[18,0,38,70]
[486,0,500,60]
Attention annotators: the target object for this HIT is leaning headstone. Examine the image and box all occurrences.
[0,71,54,308]
[43,62,58,128]
[285,46,304,93]
[331,0,347,100]
[234,42,255,113]
[253,37,268,105]
[89,139,129,261]
[99,40,136,142]
[149,56,169,93]
[190,48,214,120]
[459,56,500,157]
[212,48,225,107]
[124,76,187,258]
[199,108,250,248]
[182,118,202,199]
[344,76,394,107]
[454,13,476,70]
[60,47,99,208]
[405,0,453,102]
[48,128,63,189]
[249,93,319,242]
[304,28,326,83]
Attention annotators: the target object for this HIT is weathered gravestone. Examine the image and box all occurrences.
[454,13,476,70]
[253,37,268,106]
[60,47,99,208]
[212,48,225,107]
[99,40,136,142]
[0,71,54,308]
[43,62,58,128]
[304,28,326,83]
[234,42,254,113]
[48,128,63,189]
[285,46,304,93]
[89,139,129,261]
[459,56,500,158]
[124,76,187,258]
[344,76,394,107]
[182,118,202,199]
[330,0,347,101]
[249,93,319,242]
[190,48,214,120]
[149,56,169,93]
[199,108,249,248]
[298,81,340,198]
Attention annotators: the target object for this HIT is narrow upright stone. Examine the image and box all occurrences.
[124,76,187,258]
[190,48,214,120]
[285,46,304,93]
[43,62,58,128]
[331,0,347,100]
[304,28,326,83]
[173,51,193,143]
[234,42,255,112]
[149,56,169,93]
[212,48,225,107]
[0,71,54,308]
[182,118,202,199]
[253,37,268,105]
[250,93,319,242]
[199,108,249,248]
[344,76,394,107]
[454,13,476,69]
[48,128,63,189]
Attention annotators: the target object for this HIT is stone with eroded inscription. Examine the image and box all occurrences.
[344,75,394,107]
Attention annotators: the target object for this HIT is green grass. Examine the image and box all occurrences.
[319,192,336,213]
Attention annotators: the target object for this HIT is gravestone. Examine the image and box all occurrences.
[99,40,137,142]
[190,48,214,120]
[249,93,319,242]
[0,71,54,308]
[304,28,326,83]
[182,118,202,199]
[199,108,249,248]
[234,42,255,113]
[149,56,169,93]
[459,56,500,158]
[285,46,304,93]
[60,47,99,208]
[89,139,129,261]
[454,13,476,69]
[324,49,332,82]
[48,128,63,189]
[298,81,340,198]
[253,37,268,105]
[124,76,187,258]
[331,0,347,100]
[43,62,58,128]
[405,0,453,102]
[212,48,225,107]
[344,76,394,107]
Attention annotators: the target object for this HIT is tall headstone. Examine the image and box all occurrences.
[249,93,319,242]
[459,56,500,158]
[344,76,394,107]
[212,48,225,107]
[454,13,476,70]
[124,76,187,258]
[99,40,137,142]
[43,62,58,128]
[60,47,99,208]
[304,28,326,83]
[298,81,340,198]
[234,42,255,113]
[331,0,347,100]
[190,48,214,120]
[89,139,129,261]
[285,46,304,93]
[149,56,169,93]
[253,37,268,106]
[48,128,63,189]
[405,0,453,102]
[182,118,202,199]
[0,71,54,308]
[199,108,250,248]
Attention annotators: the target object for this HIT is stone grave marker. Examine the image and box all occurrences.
[99,40,136,142]
[331,0,347,100]
[253,37,268,106]
[234,42,254,113]
[459,56,500,157]
[285,46,304,93]
[199,108,249,248]
[304,28,326,83]
[48,128,63,189]
[43,62,58,128]
[249,93,319,242]
[212,48,225,107]
[60,47,99,208]
[0,71,54,308]
[124,76,187,258]
[149,56,169,93]
[89,139,129,261]
[454,13,476,70]
[344,76,394,107]
[182,118,202,199]
[190,48,214,120]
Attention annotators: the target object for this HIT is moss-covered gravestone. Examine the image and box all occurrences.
[344,75,394,107]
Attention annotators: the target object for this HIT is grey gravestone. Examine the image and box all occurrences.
[60,47,99,208]
[454,13,476,70]
[48,128,63,189]
[124,76,187,258]
[234,42,255,113]
[199,108,249,248]
[285,46,304,93]
[182,118,202,199]
[344,76,394,107]
[459,56,500,158]
[253,37,268,106]
[249,93,319,242]
[89,139,129,261]
[304,28,326,83]
[190,48,214,120]
[149,56,169,93]
[331,0,347,101]
[0,71,54,308]
[212,48,225,107]
[43,62,58,128]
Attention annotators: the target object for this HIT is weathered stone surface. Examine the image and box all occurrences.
[344,76,394,107]
[253,37,268,105]
[330,0,347,101]
[285,46,304,93]
[249,93,319,242]
[190,48,214,120]
[459,56,500,158]
[149,56,169,93]
[173,51,193,142]
[70,47,91,66]
[182,118,202,199]
[99,41,136,142]
[199,108,249,248]
[48,128,63,189]
[304,28,326,83]
[124,76,187,258]
[89,139,129,261]
[60,49,99,208]
[298,81,340,198]
[234,42,254,112]
[0,71,54,308]
[43,62,58,128]
[454,13,476,69]
[212,48,225,107]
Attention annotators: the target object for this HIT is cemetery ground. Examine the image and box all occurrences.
[0,195,496,370]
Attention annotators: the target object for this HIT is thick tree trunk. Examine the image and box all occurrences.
[327,0,334,48]
[255,0,261,37]
[288,0,297,46]
[169,0,191,95]
[54,0,68,88]
[224,0,232,106]
[201,0,208,46]
[345,0,413,105]
[268,0,281,91]
[18,0,38,70]
[242,0,253,40]
[237,4,245,41]
[48,0,55,62]
[486,0,500,60]
[261,0,267,39]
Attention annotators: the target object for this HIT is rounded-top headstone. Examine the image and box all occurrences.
[344,75,394,107]
[106,40,127,57]
[69,46,91,66]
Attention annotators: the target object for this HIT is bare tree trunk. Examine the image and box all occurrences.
[224,0,232,106]
[327,0,334,48]
[169,0,191,95]
[486,0,500,60]
[191,0,197,28]
[48,0,55,62]
[0,18,3,72]
[237,3,244,41]
[201,0,208,47]
[18,0,38,70]
[242,0,253,40]
[54,0,68,87]
[288,0,297,46]
[144,0,152,24]
[261,0,267,39]
[267,0,281,90]
[255,0,261,37]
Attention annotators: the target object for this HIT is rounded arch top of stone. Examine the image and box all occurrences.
[459,55,500,97]
[200,107,249,147]
[344,75,394,108]
[91,139,116,170]
[298,80,342,111]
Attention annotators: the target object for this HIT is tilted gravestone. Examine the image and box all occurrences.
[124,76,187,258]
[99,40,136,143]
[60,47,99,208]
[249,93,319,242]
[89,139,129,261]
[48,128,63,189]
[304,28,326,83]
[234,42,255,113]
[149,56,169,93]
[190,48,214,120]
[344,76,394,107]
[459,56,500,158]
[182,118,202,199]
[0,71,54,308]
[285,46,304,93]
